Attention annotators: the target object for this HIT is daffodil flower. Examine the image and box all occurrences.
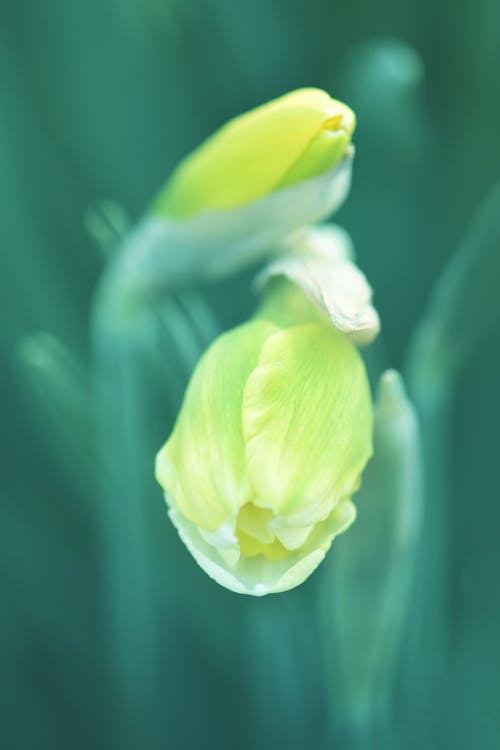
[156,227,378,595]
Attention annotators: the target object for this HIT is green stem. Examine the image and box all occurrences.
[91,258,219,748]
[92,299,165,749]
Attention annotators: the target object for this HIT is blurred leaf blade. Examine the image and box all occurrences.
[407,179,500,391]
[320,370,422,737]
[16,332,98,494]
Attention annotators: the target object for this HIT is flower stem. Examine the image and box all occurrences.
[91,254,218,748]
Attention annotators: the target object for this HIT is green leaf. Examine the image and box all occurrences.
[321,370,422,723]
[407,180,500,388]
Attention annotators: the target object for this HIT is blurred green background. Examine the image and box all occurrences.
[1,1,499,748]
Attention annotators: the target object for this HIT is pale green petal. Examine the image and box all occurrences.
[167,495,356,595]
[268,520,315,551]
[242,323,372,520]
[155,319,276,530]
[237,504,275,544]
[154,88,355,218]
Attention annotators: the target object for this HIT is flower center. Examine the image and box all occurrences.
[235,503,289,560]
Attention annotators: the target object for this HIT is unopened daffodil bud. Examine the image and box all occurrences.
[155,88,355,218]
[115,90,356,296]
[156,229,378,595]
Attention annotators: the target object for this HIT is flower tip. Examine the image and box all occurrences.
[375,370,408,417]
[323,106,356,140]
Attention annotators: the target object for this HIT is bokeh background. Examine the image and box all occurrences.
[1,1,499,748]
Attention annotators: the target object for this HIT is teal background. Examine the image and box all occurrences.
[1,1,499,748]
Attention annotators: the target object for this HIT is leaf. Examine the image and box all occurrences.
[407,180,500,388]
[320,370,422,722]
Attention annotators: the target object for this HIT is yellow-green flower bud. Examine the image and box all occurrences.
[154,88,355,219]
[114,91,356,295]
[156,239,376,595]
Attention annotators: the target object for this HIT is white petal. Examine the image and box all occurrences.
[199,520,241,568]
[259,223,380,345]
[167,493,356,596]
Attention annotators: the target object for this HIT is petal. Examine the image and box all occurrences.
[236,503,275,545]
[155,319,276,531]
[198,522,241,568]
[242,322,373,521]
[259,224,380,345]
[268,521,315,551]
[167,494,356,595]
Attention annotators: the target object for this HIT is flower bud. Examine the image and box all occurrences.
[154,88,355,218]
[114,91,356,295]
[156,241,376,595]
